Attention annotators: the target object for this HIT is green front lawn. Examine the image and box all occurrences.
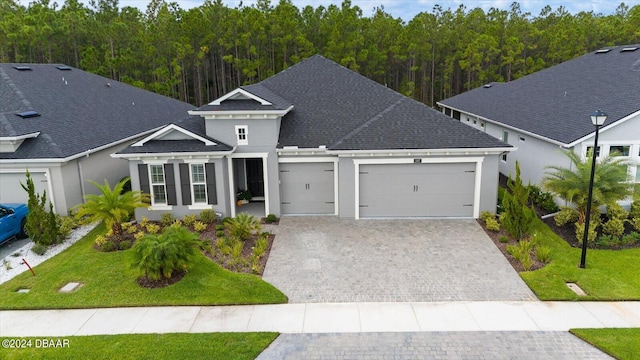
[520,218,640,300]
[571,328,640,360]
[0,224,287,309]
[1,333,278,360]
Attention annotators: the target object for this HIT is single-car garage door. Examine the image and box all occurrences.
[359,162,476,218]
[280,162,335,215]
[0,172,49,204]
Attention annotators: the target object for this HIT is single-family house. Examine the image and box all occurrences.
[438,45,640,200]
[114,55,512,220]
[0,64,195,214]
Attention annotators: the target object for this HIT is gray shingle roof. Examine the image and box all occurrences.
[254,55,506,150]
[438,45,640,145]
[116,116,233,155]
[0,64,195,159]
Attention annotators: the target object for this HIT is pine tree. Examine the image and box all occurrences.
[500,161,535,239]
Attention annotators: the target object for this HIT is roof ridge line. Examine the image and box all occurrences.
[0,67,32,110]
[329,97,405,149]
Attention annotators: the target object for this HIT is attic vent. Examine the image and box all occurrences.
[483,84,492,88]
[13,66,32,71]
[56,65,72,70]
[621,47,639,52]
[16,111,41,118]
[595,49,611,54]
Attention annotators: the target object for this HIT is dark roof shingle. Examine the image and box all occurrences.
[438,45,640,145]
[0,64,195,159]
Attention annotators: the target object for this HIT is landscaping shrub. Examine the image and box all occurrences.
[630,200,640,219]
[485,217,500,232]
[182,214,197,227]
[145,223,161,234]
[134,231,145,241]
[253,236,269,258]
[527,184,559,213]
[132,226,201,280]
[480,211,494,222]
[119,240,132,250]
[535,245,552,263]
[224,213,262,242]
[498,235,509,243]
[199,209,217,224]
[631,217,640,233]
[193,221,207,232]
[216,230,226,238]
[101,241,117,252]
[575,221,598,244]
[160,212,174,227]
[31,243,47,255]
[94,235,108,247]
[170,219,183,228]
[56,215,77,240]
[264,214,278,224]
[139,217,150,228]
[215,224,225,231]
[602,218,625,238]
[606,203,628,221]
[554,207,578,227]
[507,238,535,270]
[22,171,59,246]
[596,234,618,247]
[500,162,535,239]
[621,232,640,246]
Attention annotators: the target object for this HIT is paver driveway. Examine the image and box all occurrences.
[262,217,536,303]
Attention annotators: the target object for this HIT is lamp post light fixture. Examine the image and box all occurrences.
[580,109,607,269]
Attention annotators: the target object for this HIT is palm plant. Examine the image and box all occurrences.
[74,177,149,240]
[223,213,262,241]
[132,225,201,280]
[542,150,632,224]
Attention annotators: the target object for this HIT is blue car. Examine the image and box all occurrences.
[0,203,29,245]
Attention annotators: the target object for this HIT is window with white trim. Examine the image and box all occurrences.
[235,125,248,145]
[586,146,601,157]
[149,164,167,205]
[609,145,630,157]
[190,163,207,203]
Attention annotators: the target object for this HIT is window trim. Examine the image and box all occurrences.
[235,125,248,145]
[609,145,630,157]
[190,163,208,204]
[149,164,168,206]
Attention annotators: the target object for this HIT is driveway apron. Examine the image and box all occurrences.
[262,217,536,303]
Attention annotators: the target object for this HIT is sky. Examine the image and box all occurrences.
[16,0,640,20]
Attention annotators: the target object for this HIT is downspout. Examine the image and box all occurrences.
[77,151,90,201]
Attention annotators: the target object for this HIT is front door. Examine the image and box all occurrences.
[245,159,264,198]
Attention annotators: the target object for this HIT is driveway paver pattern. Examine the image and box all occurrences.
[256,332,612,360]
[263,217,535,303]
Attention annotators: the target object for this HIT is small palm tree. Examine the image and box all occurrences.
[74,177,149,240]
[542,150,631,224]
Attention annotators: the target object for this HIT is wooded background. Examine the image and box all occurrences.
[2,0,639,107]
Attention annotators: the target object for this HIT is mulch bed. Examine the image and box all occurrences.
[477,219,546,272]
[137,270,186,289]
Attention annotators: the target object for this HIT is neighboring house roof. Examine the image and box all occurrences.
[438,45,640,145]
[0,64,195,160]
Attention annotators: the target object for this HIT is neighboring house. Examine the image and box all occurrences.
[438,45,640,201]
[114,55,512,220]
[0,64,195,214]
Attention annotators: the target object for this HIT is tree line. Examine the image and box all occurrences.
[1,0,639,107]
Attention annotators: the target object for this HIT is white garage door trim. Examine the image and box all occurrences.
[354,157,483,219]
[0,168,55,211]
[278,157,339,215]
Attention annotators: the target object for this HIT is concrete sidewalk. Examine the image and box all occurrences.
[2,301,640,337]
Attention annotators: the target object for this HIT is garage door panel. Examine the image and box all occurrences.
[280,163,335,215]
[0,172,48,204]
[359,163,475,218]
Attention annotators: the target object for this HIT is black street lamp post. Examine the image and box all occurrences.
[580,109,607,269]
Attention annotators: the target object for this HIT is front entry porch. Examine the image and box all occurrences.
[231,157,267,218]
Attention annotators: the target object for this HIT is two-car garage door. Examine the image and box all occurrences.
[358,162,476,218]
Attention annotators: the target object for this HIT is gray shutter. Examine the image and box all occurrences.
[164,164,177,205]
[205,163,217,205]
[179,164,192,205]
[138,164,150,196]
